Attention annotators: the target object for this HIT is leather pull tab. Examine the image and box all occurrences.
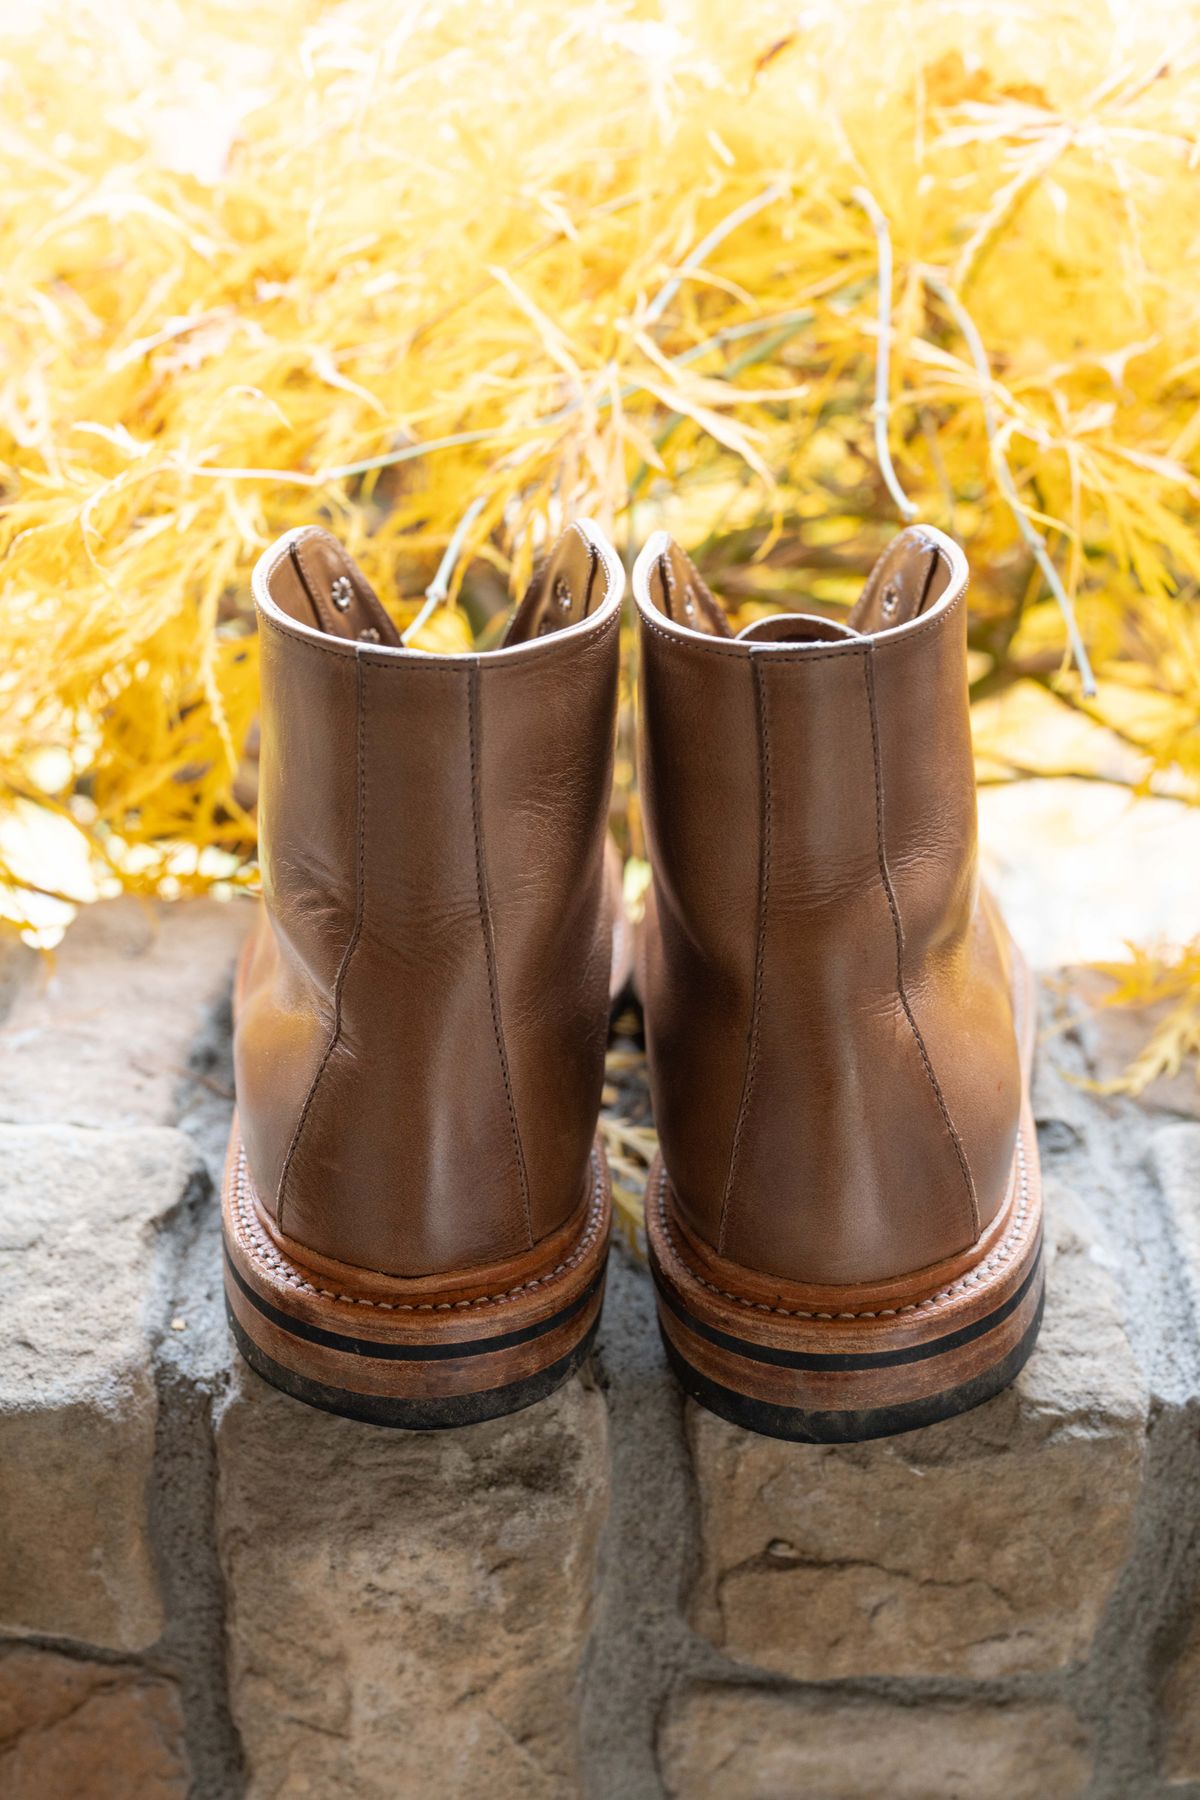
[849,527,943,635]
[288,530,401,646]
[504,526,600,644]
[652,542,732,637]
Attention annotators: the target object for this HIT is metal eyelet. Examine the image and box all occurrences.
[553,576,573,612]
[881,581,901,618]
[357,627,380,643]
[331,575,353,612]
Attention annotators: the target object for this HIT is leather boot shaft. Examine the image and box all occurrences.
[235,521,623,1279]
[633,526,1022,1287]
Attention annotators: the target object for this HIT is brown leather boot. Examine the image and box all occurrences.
[224,520,623,1426]
[632,525,1043,1441]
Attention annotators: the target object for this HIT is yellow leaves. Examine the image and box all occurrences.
[1087,941,1200,1097]
[399,607,475,657]
[0,0,1197,1082]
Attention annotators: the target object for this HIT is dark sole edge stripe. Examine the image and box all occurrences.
[660,1285,1045,1443]
[224,1239,606,1362]
[228,1304,600,1429]
[652,1231,1043,1372]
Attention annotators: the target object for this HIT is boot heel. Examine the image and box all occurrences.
[646,1109,1044,1443]
[223,1127,611,1429]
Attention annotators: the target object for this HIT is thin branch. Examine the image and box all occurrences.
[191,308,817,493]
[976,763,1148,791]
[850,187,918,523]
[400,493,490,645]
[920,267,1097,696]
[951,128,1072,294]
[644,182,785,328]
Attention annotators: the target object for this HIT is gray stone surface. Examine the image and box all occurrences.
[685,1183,1148,1681]
[0,1646,190,1799]
[0,897,249,1129]
[658,1684,1093,1799]
[581,1246,724,1800]
[1164,1598,1200,1785]
[215,1360,609,1799]
[1152,1124,1200,1318]
[1062,968,1200,1124]
[2,898,1199,1800]
[0,1123,206,1651]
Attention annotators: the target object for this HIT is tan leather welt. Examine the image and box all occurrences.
[656,1121,1031,1320]
[236,1135,605,1308]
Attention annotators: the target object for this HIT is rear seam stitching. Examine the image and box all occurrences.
[864,643,980,1240]
[468,661,534,1248]
[718,653,773,1254]
[276,650,369,1233]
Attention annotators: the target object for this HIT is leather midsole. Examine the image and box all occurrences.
[646,1083,1043,1363]
[225,1244,606,1363]
[223,1118,612,1349]
[653,1229,1043,1371]
[655,1256,1044,1415]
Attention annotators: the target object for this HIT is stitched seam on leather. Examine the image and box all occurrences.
[864,644,980,1240]
[655,1139,1030,1319]
[468,660,534,1248]
[257,588,621,667]
[292,536,341,636]
[581,541,600,614]
[275,651,369,1234]
[232,1143,607,1310]
[717,653,772,1255]
[637,582,964,659]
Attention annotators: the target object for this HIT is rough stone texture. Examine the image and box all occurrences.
[1152,1123,1200,1312]
[0,897,250,1129]
[686,1183,1148,1681]
[0,1123,205,1651]
[1061,969,1200,1124]
[581,1247,724,1800]
[0,1646,189,1799]
[216,1360,608,1799]
[2,896,1197,1799]
[1163,1600,1200,1785]
[658,1683,1093,1800]
[1154,1124,1200,1784]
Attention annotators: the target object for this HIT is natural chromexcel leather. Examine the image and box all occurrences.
[633,525,1022,1287]
[235,520,624,1278]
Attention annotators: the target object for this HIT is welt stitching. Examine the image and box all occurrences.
[655,1138,1030,1319]
[234,1143,606,1311]
[718,653,773,1255]
[275,650,369,1233]
[468,660,534,1248]
[864,644,979,1239]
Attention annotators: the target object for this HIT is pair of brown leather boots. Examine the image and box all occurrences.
[224,519,1044,1442]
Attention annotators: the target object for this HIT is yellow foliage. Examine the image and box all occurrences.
[1088,942,1200,1094]
[0,0,1198,1076]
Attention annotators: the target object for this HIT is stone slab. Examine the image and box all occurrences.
[1151,1123,1200,1311]
[216,1361,609,1799]
[1164,1584,1200,1785]
[659,1683,1092,1800]
[1055,968,1200,1123]
[0,1124,205,1650]
[686,1184,1147,1680]
[0,1646,189,1800]
[0,897,250,1130]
